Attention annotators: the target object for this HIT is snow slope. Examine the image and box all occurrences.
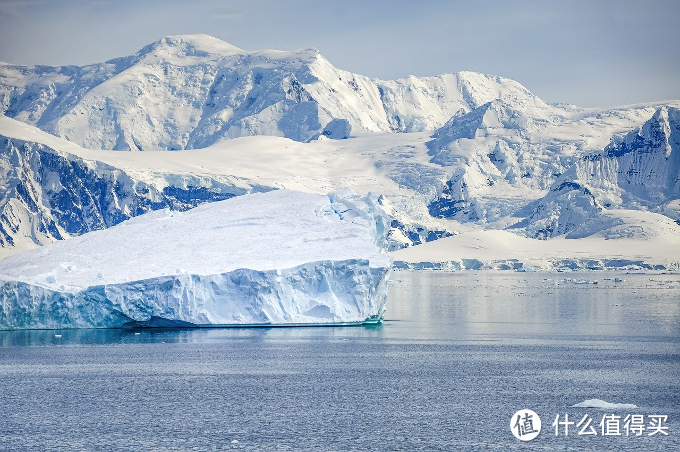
[393,216,680,271]
[0,115,267,257]
[2,104,679,260]
[0,190,392,329]
[0,115,460,257]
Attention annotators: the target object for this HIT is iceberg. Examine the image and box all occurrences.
[571,399,638,410]
[0,190,392,329]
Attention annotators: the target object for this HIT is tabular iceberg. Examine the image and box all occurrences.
[0,189,392,329]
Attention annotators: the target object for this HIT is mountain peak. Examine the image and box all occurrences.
[431,99,533,142]
[132,34,245,63]
[648,106,678,156]
[649,105,679,135]
[606,106,679,159]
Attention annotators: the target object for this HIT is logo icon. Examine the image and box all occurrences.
[511,409,542,441]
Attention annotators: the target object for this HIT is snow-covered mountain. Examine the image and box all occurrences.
[582,106,680,210]
[0,34,549,150]
[514,106,680,238]
[425,98,677,225]
[0,34,678,262]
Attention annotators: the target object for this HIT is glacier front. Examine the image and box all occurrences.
[0,190,392,329]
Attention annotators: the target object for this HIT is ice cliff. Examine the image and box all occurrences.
[0,189,392,329]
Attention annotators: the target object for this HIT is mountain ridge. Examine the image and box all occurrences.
[0,34,550,151]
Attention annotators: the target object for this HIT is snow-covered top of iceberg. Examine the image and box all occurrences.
[0,189,391,290]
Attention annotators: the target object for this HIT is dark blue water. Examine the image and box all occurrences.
[0,272,678,451]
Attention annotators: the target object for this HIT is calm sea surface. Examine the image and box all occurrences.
[0,272,678,451]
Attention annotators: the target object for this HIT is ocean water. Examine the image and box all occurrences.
[0,271,678,451]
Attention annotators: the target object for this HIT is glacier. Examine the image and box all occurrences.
[392,224,680,272]
[0,189,392,329]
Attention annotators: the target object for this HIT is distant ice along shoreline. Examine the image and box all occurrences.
[392,259,677,273]
[391,229,680,272]
[392,258,680,274]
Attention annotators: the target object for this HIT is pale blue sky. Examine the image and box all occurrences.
[1,0,678,107]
